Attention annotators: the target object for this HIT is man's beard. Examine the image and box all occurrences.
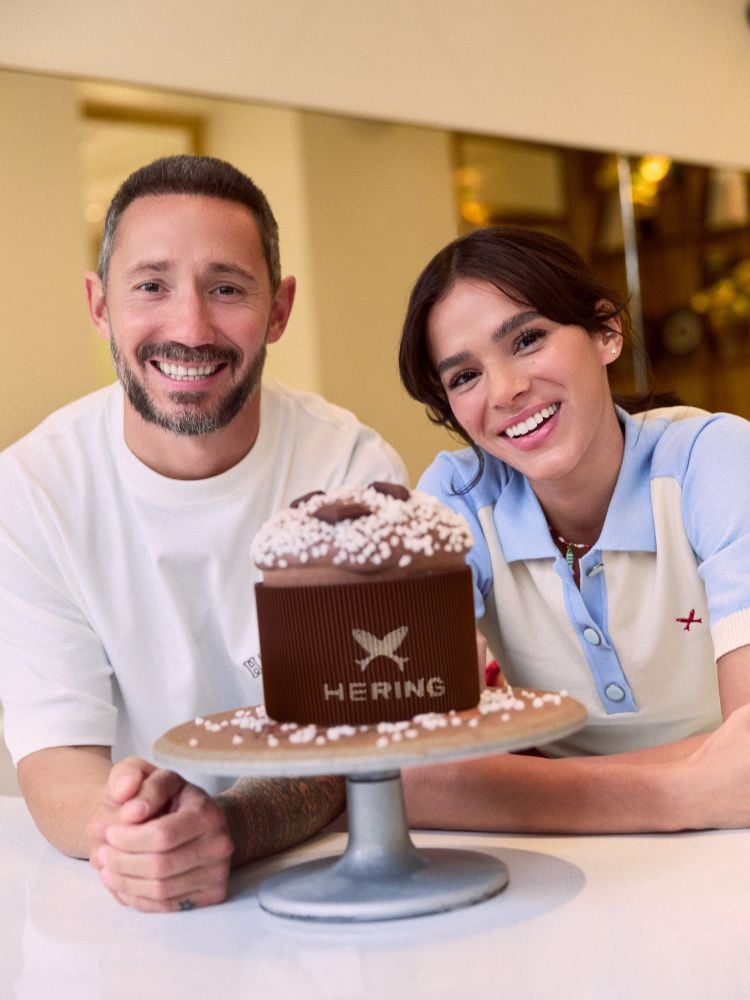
[110,336,267,436]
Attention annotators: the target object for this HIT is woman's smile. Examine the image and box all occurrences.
[501,402,560,441]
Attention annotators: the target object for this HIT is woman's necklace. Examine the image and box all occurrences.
[550,527,593,570]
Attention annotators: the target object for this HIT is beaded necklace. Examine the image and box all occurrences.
[551,529,593,570]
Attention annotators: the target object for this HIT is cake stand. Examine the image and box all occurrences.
[154,688,585,923]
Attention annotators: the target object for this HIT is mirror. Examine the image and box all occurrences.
[2,67,749,482]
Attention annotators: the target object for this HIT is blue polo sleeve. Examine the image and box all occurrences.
[677,414,750,644]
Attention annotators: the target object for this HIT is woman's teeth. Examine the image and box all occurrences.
[156,361,220,381]
[505,404,558,439]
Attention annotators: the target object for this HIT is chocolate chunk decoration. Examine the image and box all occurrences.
[290,490,325,508]
[314,501,371,524]
[370,481,410,501]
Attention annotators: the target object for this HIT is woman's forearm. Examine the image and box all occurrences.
[403,751,686,835]
[403,705,750,836]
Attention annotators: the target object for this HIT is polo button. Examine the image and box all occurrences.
[605,683,626,702]
[583,627,601,645]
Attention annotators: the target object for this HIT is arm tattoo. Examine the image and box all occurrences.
[216,775,346,868]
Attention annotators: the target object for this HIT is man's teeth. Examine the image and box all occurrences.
[505,404,558,439]
[156,361,220,381]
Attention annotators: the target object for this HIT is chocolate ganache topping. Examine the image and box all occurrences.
[251,482,473,578]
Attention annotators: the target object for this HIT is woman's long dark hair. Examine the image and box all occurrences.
[398,226,679,487]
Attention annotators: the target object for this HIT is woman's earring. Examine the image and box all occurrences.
[611,345,617,355]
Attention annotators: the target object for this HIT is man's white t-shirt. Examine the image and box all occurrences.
[0,379,407,788]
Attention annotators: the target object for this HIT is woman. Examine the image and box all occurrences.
[399,226,750,833]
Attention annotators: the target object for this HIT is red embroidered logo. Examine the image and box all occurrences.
[676,609,702,631]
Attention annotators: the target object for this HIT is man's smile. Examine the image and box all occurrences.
[152,360,225,381]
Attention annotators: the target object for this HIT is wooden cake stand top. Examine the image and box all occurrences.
[154,686,586,778]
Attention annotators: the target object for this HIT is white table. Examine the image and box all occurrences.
[2,794,749,1000]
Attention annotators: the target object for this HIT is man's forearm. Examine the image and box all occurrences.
[17,745,113,858]
[216,775,346,867]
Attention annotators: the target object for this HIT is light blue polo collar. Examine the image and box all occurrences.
[490,407,659,563]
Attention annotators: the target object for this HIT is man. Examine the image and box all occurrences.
[0,155,406,912]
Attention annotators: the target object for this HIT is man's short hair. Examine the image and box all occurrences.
[98,155,281,291]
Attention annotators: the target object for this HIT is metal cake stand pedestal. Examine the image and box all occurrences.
[257,768,509,921]
[155,689,585,923]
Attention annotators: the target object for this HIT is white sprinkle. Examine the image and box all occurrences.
[289,725,318,744]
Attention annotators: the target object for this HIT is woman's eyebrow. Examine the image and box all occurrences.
[491,310,543,342]
[436,350,471,378]
[435,310,545,377]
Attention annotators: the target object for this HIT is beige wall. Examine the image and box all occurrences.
[299,112,458,478]
[1,1,749,169]
[1,71,459,480]
[0,70,107,449]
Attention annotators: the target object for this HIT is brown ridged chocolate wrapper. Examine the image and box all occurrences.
[255,567,479,726]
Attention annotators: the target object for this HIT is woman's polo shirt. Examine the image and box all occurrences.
[418,407,750,756]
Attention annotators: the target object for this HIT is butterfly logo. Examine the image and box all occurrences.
[352,626,409,672]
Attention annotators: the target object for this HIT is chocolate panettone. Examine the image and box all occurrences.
[251,482,480,726]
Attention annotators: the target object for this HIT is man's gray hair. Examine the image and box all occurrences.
[98,155,281,291]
